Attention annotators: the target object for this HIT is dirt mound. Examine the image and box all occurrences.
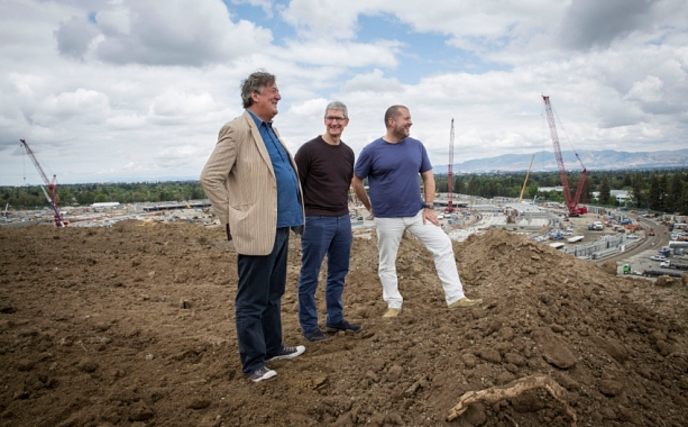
[1,224,688,426]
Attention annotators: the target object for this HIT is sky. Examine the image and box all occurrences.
[1,0,687,186]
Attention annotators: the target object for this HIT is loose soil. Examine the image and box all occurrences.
[1,222,688,427]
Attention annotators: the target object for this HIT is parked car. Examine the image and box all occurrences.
[650,255,667,261]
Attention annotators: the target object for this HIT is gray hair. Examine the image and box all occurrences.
[240,71,276,108]
[384,104,408,127]
[325,101,348,118]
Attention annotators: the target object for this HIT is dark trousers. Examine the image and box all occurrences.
[236,227,289,375]
[297,214,352,333]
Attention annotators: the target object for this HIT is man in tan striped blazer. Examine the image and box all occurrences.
[200,71,306,383]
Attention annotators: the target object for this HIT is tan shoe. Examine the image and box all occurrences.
[382,308,401,318]
[448,297,483,309]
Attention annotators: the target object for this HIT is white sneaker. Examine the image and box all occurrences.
[267,345,306,361]
[248,366,277,382]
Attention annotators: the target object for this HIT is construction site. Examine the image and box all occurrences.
[2,98,688,426]
[2,210,688,427]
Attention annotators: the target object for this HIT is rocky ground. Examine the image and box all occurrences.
[1,221,688,427]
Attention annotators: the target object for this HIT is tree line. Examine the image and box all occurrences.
[2,169,687,215]
[436,168,688,215]
[0,181,204,212]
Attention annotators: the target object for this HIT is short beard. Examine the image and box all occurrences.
[393,127,409,140]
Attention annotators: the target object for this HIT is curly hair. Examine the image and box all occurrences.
[240,71,276,108]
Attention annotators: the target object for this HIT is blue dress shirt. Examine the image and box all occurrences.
[247,109,303,228]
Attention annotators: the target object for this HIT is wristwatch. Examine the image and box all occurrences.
[423,204,433,209]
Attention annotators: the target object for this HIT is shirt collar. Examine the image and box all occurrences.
[246,109,272,128]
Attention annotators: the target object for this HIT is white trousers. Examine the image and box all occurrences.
[374,210,465,309]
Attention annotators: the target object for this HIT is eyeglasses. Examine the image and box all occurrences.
[325,116,347,122]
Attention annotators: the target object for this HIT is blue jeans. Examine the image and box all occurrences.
[236,227,289,375]
[298,215,352,333]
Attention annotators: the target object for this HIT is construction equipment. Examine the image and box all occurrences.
[19,139,66,227]
[445,119,455,213]
[518,154,535,203]
[542,96,588,216]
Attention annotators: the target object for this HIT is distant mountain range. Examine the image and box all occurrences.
[433,148,688,174]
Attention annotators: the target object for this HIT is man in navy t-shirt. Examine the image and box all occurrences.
[353,105,482,317]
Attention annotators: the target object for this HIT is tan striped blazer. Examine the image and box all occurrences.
[200,110,305,255]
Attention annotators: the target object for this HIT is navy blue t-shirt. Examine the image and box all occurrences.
[354,136,432,218]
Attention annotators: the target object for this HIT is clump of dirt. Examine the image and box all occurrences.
[1,223,688,427]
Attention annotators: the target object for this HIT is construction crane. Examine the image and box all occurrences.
[19,139,66,227]
[445,118,455,213]
[518,154,535,203]
[541,96,588,216]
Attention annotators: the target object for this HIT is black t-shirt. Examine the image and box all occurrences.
[294,136,355,216]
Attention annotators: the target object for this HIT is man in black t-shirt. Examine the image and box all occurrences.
[294,101,361,342]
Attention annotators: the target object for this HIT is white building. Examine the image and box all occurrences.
[91,202,121,209]
[538,186,564,193]
[591,190,629,204]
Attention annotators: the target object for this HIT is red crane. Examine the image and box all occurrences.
[19,139,66,227]
[541,96,587,216]
[445,118,455,213]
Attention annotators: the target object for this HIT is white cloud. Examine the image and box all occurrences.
[625,76,664,103]
[95,8,132,36]
[106,113,146,129]
[1,0,687,186]
[92,0,273,66]
[342,69,403,93]
[288,98,329,118]
[54,15,99,59]
[558,0,656,50]
[35,89,111,125]
[281,0,369,40]
[148,91,217,118]
[279,39,401,68]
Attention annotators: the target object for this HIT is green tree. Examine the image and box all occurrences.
[435,175,448,193]
[583,177,592,203]
[659,174,670,212]
[94,193,108,203]
[648,174,660,210]
[598,177,611,205]
[668,172,683,213]
[453,176,464,195]
[679,184,688,215]
[547,189,563,202]
[466,176,481,196]
[632,173,645,208]
[622,173,632,187]
[76,190,95,205]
